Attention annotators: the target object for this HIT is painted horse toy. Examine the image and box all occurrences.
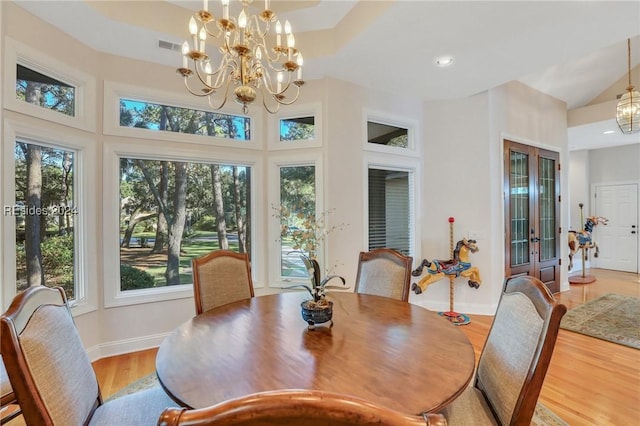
[568,216,608,270]
[411,238,481,294]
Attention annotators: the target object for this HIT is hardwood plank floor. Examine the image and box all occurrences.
[5,268,639,425]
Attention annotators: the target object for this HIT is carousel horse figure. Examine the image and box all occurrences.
[568,216,608,271]
[411,238,481,294]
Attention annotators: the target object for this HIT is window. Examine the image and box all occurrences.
[268,103,322,150]
[13,141,78,300]
[119,99,250,140]
[280,116,315,141]
[16,64,75,117]
[278,165,316,278]
[119,157,251,291]
[367,121,408,148]
[368,167,413,256]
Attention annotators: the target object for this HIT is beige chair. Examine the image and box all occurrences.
[191,249,255,315]
[439,276,567,425]
[354,248,413,302]
[158,389,447,426]
[1,354,20,423]
[0,286,174,426]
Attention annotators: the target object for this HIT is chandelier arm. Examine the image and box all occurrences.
[249,14,270,40]
[182,77,214,97]
[628,38,632,87]
[193,60,227,91]
[203,21,224,39]
[273,85,302,106]
[206,78,234,111]
[262,94,281,114]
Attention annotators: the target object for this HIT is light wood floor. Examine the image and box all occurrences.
[4,269,639,425]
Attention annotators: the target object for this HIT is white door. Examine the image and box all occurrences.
[593,183,639,273]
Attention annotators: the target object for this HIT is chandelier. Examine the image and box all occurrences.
[616,38,640,134]
[177,0,304,114]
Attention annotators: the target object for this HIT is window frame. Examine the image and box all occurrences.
[267,152,324,288]
[3,37,96,133]
[363,152,420,261]
[103,138,262,308]
[363,109,418,156]
[103,81,262,150]
[268,102,322,150]
[2,119,98,315]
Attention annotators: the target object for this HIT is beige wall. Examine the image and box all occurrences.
[2,1,575,357]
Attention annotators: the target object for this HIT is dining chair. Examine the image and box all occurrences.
[354,248,413,302]
[439,275,567,425]
[1,354,20,423]
[0,285,174,426]
[191,249,255,315]
[158,389,447,426]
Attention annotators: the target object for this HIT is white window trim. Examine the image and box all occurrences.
[3,37,96,133]
[362,152,421,261]
[103,81,263,150]
[363,109,420,157]
[2,118,98,316]
[103,138,262,308]
[267,102,323,150]
[267,151,325,288]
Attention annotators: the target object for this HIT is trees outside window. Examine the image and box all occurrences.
[119,99,250,141]
[16,64,75,116]
[119,158,250,290]
[278,165,315,278]
[14,142,77,299]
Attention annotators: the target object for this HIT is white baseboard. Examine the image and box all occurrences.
[85,332,170,362]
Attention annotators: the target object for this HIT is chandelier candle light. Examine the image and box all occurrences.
[177,0,304,114]
[616,38,640,134]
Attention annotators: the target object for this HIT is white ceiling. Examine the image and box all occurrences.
[14,0,640,151]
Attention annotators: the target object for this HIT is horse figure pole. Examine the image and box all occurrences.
[411,217,481,325]
[568,203,598,284]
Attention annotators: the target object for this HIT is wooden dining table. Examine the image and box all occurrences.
[155,291,475,416]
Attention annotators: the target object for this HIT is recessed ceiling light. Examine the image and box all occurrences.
[603,130,615,134]
[435,56,454,67]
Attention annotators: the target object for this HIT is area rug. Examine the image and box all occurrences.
[109,374,567,425]
[560,293,640,349]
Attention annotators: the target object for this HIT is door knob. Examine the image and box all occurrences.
[531,237,540,243]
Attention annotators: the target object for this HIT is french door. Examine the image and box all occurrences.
[504,140,561,293]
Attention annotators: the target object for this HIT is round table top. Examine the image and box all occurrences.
[156,292,475,415]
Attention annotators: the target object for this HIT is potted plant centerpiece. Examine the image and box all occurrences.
[276,206,348,329]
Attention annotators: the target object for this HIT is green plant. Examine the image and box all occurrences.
[194,215,216,231]
[120,264,155,290]
[275,206,346,260]
[282,255,346,307]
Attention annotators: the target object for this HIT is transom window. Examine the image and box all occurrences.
[367,121,408,148]
[16,64,75,117]
[119,99,251,141]
[280,116,315,141]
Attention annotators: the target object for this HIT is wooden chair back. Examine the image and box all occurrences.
[475,275,567,425]
[158,389,446,426]
[0,286,102,425]
[354,248,413,302]
[192,250,254,315]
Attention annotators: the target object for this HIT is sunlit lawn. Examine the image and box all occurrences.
[122,231,239,287]
[122,231,309,287]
